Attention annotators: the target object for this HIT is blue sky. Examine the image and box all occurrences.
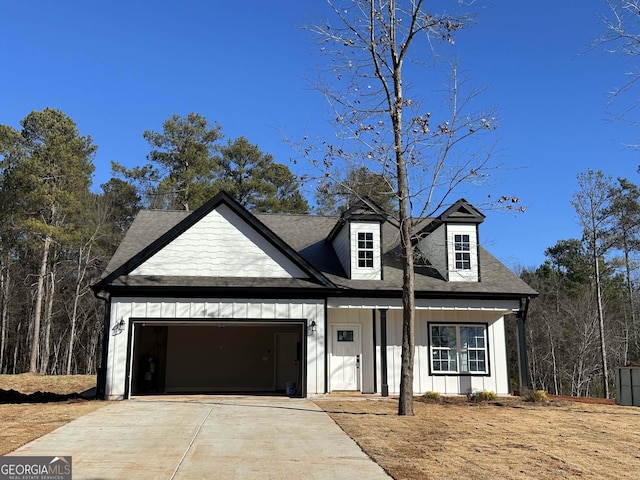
[1,1,637,269]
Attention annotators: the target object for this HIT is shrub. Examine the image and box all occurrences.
[522,389,549,403]
[466,389,498,403]
[422,391,441,402]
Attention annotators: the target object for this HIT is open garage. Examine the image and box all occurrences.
[129,320,305,397]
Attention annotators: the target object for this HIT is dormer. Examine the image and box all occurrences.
[327,198,387,280]
[417,199,485,282]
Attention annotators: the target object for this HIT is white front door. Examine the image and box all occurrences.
[330,325,361,391]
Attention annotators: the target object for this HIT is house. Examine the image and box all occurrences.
[92,192,537,400]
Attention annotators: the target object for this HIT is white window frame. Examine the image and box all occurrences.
[357,232,374,268]
[454,234,471,270]
[429,323,489,375]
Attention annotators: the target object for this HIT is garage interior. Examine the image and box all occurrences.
[130,321,304,397]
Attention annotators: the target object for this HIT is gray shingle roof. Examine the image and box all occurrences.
[102,210,190,277]
[99,203,537,298]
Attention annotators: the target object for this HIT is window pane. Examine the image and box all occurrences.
[431,324,487,374]
[337,330,354,342]
[455,252,470,270]
[432,349,457,372]
[431,326,456,347]
[460,326,487,373]
[468,350,486,372]
[454,234,470,250]
[462,327,485,348]
[357,232,374,267]
[358,250,373,268]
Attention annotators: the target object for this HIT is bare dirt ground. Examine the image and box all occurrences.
[0,374,104,455]
[315,396,640,480]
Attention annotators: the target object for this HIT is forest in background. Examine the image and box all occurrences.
[518,172,640,397]
[1,108,639,399]
[0,109,309,376]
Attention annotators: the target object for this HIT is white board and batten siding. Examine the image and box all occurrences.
[130,203,307,278]
[105,297,325,400]
[380,309,510,395]
[329,297,517,396]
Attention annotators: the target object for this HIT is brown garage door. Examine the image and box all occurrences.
[130,321,304,396]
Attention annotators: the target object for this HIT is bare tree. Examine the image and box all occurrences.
[597,1,640,148]
[572,169,615,398]
[606,179,640,356]
[0,250,9,372]
[302,0,519,414]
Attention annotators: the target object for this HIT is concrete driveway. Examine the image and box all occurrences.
[9,396,391,479]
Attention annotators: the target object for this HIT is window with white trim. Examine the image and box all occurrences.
[357,232,374,268]
[454,234,471,269]
[429,324,488,374]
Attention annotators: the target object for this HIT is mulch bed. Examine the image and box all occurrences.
[549,395,616,405]
[0,388,93,404]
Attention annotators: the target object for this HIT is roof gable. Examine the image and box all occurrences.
[326,196,388,242]
[340,196,388,221]
[97,192,336,288]
[415,199,485,238]
[439,198,485,224]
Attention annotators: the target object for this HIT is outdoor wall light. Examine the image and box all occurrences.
[111,318,126,335]
[309,320,317,335]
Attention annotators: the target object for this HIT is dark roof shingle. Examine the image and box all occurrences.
[99,205,536,297]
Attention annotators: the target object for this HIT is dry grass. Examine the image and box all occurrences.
[2,375,639,479]
[315,396,640,480]
[0,373,97,395]
[0,374,105,455]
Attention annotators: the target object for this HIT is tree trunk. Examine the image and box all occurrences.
[546,318,559,395]
[594,251,610,398]
[392,38,415,415]
[66,243,92,375]
[13,320,21,374]
[0,253,9,373]
[66,296,79,375]
[52,333,65,374]
[40,268,56,374]
[398,215,416,415]
[29,234,51,373]
[623,240,637,335]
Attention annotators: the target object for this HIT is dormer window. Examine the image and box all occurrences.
[326,197,387,281]
[454,234,471,270]
[358,232,374,268]
[415,199,484,282]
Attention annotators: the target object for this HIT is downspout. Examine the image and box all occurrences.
[380,309,389,397]
[372,310,377,394]
[94,289,111,400]
[324,301,329,394]
[516,297,532,393]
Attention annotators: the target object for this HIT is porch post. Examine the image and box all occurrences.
[95,291,111,400]
[379,309,389,397]
[516,297,532,393]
